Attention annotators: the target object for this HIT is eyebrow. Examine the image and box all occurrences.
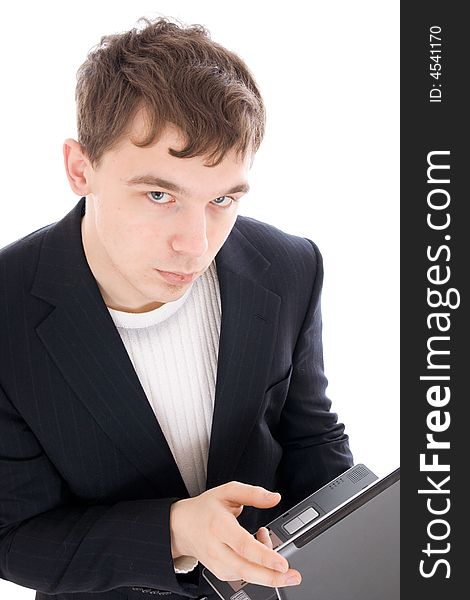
[125,174,250,196]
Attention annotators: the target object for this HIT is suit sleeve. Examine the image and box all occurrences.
[276,239,354,508]
[0,384,199,597]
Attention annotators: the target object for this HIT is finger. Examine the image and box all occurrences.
[214,542,301,588]
[225,519,288,574]
[256,527,274,550]
[221,481,282,509]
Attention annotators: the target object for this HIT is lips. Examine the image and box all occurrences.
[156,269,196,284]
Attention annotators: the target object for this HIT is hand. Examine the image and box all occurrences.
[170,481,302,588]
[255,526,274,550]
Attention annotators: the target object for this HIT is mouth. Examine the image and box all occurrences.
[155,269,197,284]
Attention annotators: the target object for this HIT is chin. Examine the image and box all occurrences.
[148,282,188,300]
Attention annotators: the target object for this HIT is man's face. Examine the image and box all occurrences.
[80,114,251,312]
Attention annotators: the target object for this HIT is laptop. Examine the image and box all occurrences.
[202,464,400,600]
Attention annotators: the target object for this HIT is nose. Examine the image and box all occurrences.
[170,207,209,258]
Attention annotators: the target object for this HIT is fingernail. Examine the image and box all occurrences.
[265,491,279,498]
[285,575,301,586]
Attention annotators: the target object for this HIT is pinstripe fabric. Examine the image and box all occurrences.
[0,198,353,600]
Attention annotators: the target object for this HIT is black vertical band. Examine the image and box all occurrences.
[401,3,466,598]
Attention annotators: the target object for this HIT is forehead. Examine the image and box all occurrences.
[100,113,251,196]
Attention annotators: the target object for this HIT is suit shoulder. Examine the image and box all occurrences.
[234,214,321,268]
[0,222,51,260]
[0,223,52,290]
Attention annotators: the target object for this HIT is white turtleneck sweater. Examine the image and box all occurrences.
[108,260,221,573]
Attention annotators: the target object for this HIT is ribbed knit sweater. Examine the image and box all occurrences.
[108,260,221,573]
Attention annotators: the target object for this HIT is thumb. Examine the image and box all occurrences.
[260,489,282,506]
[221,481,281,508]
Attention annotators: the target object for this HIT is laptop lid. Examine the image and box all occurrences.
[276,467,400,600]
[203,464,398,600]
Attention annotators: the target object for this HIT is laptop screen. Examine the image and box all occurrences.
[277,469,400,600]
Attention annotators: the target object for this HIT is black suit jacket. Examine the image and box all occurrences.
[0,198,353,600]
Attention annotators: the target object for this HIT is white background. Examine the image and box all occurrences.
[0,1,399,597]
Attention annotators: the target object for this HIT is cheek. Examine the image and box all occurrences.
[94,201,127,238]
[97,211,157,261]
[209,213,237,248]
[116,225,163,260]
[98,199,149,241]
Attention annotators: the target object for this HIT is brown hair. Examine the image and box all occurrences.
[75,16,266,167]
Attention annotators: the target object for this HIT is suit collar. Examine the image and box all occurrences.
[31,198,281,495]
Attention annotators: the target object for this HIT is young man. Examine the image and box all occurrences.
[0,17,353,600]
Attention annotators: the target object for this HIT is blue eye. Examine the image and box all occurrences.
[147,191,171,203]
[212,196,233,207]
[146,191,235,208]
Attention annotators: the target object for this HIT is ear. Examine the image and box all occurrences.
[63,138,93,196]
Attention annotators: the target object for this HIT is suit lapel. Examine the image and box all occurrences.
[31,198,280,496]
[207,231,281,488]
[31,199,188,497]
